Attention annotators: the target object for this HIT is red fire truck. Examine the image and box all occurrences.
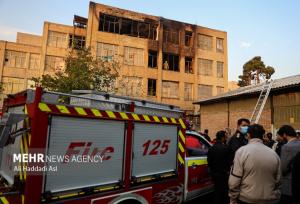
[0,87,213,204]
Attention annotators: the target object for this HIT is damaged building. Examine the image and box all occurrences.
[0,2,228,123]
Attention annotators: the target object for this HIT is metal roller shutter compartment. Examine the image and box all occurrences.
[132,123,178,178]
[45,116,125,193]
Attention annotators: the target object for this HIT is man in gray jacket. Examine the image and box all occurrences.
[229,124,281,204]
[278,125,300,204]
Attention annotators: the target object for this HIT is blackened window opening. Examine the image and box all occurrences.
[147,79,157,96]
[99,13,157,40]
[185,31,193,46]
[69,35,86,49]
[163,53,179,71]
[185,57,193,74]
[148,50,157,68]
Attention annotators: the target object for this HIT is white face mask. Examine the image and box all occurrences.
[240,126,249,134]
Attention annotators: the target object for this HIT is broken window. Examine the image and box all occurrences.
[5,50,27,68]
[124,47,144,66]
[217,86,224,95]
[198,58,213,76]
[45,55,64,72]
[29,53,40,70]
[162,81,179,99]
[148,50,157,68]
[99,13,157,40]
[185,57,193,74]
[184,83,193,101]
[99,14,120,34]
[163,53,179,71]
[216,38,224,52]
[47,31,67,48]
[147,79,157,96]
[217,61,224,78]
[138,22,149,38]
[198,34,213,50]
[121,18,133,35]
[198,84,213,99]
[96,42,118,61]
[163,29,179,44]
[149,25,157,40]
[69,35,86,49]
[185,31,193,46]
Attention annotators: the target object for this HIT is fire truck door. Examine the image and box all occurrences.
[184,134,213,201]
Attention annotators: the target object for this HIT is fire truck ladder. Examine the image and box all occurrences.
[250,80,274,124]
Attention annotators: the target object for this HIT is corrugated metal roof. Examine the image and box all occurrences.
[194,74,300,104]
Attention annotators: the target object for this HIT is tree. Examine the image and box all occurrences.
[32,48,120,93]
[238,56,275,87]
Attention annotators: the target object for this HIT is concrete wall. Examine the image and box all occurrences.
[16,32,42,47]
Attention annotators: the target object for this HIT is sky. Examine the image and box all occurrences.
[0,0,299,81]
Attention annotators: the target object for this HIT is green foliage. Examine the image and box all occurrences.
[238,56,275,87]
[32,47,120,93]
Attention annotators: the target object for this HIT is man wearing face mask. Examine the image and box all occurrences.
[228,124,281,204]
[228,118,250,164]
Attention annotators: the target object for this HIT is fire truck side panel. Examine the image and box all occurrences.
[132,123,178,178]
[44,116,125,193]
[152,180,184,204]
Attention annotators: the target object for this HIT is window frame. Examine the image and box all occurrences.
[148,50,158,68]
[216,38,224,53]
[96,42,119,62]
[198,58,213,76]
[4,50,27,68]
[69,35,86,49]
[162,80,180,99]
[217,61,224,78]
[45,55,64,72]
[163,53,180,72]
[184,83,193,101]
[186,132,211,157]
[198,84,213,99]
[47,31,67,48]
[147,78,157,96]
[29,53,40,70]
[185,57,193,74]
[198,34,213,50]
[124,46,144,66]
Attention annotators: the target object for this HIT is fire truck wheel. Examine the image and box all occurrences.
[116,199,142,204]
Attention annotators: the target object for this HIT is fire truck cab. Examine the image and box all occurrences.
[0,88,213,204]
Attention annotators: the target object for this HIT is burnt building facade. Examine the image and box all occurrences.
[0,2,228,121]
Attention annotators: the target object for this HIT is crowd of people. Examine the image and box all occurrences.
[207,118,300,204]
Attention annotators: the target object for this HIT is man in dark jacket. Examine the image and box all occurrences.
[203,129,211,142]
[278,125,300,204]
[292,151,300,204]
[228,118,250,164]
[208,130,231,204]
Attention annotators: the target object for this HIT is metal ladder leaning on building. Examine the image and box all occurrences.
[250,80,274,124]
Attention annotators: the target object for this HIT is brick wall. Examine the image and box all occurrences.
[200,97,272,140]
